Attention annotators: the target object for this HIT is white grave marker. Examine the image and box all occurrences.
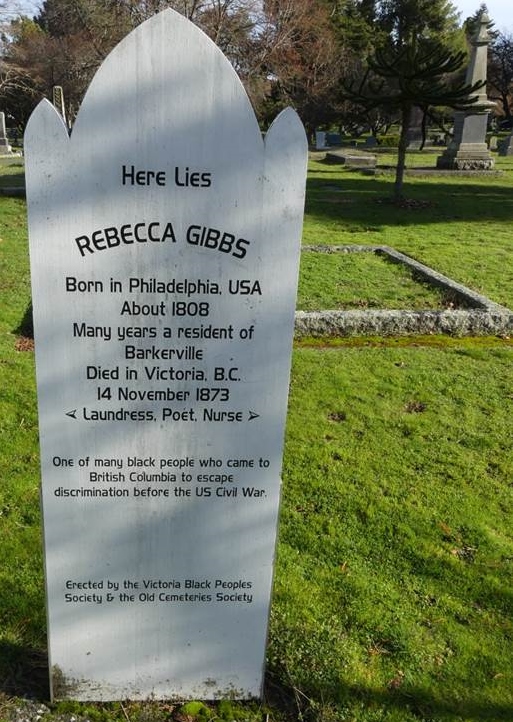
[25,9,307,702]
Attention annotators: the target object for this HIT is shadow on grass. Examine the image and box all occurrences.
[305,170,513,229]
[344,681,513,721]
[0,641,49,699]
[2,650,511,720]
[266,670,513,721]
[16,301,34,339]
[0,171,26,194]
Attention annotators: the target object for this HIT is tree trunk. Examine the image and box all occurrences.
[420,107,428,151]
[502,93,513,122]
[394,104,412,201]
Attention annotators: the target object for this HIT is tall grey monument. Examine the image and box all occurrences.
[437,12,495,170]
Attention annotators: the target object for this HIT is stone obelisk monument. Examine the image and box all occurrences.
[437,12,495,170]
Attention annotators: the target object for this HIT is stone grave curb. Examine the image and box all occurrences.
[294,245,513,338]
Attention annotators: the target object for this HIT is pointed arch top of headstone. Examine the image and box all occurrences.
[69,9,262,156]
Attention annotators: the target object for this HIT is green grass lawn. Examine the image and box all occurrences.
[304,152,513,309]
[297,251,449,311]
[1,154,513,722]
[0,161,25,189]
[274,341,513,721]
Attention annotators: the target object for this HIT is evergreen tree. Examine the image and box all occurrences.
[345,38,484,199]
[376,0,462,48]
[323,0,376,56]
[341,0,474,199]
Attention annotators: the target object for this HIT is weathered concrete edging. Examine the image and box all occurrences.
[295,308,513,337]
[295,245,513,337]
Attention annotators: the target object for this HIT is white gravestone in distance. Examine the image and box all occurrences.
[0,111,12,154]
[25,9,307,702]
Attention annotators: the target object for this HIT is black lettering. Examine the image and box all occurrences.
[186,225,201,246]
[148,222,160,242]
[204,227,220,249]
[92,229,106,251]
[75,235,93,257]
[218,232,235,254]
[234,237,249,259]
[161,222,177,243]
[120,224,134,243]
[134,223,147,242]
[122,164,135,185]
[175,166,186,186]
[104,226,120,249]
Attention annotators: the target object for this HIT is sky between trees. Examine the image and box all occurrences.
[453,0,511,31]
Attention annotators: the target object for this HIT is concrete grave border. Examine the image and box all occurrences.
[294,245,513,338]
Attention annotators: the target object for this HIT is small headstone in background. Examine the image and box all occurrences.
[498,133,513,155]
[0,112,12,154]
[364,136,378,148]
[52,85,67,127]
[315,130,327,149]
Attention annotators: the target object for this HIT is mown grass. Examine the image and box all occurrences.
[304,152,513,308]
[273,343,513,721]
[0,161,25,189]
[0,197,45,704]
[297,252,448,311]
[1,153,513,721]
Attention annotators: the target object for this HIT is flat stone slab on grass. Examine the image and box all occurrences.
[325,150,376,168]
[295,245,513,337]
